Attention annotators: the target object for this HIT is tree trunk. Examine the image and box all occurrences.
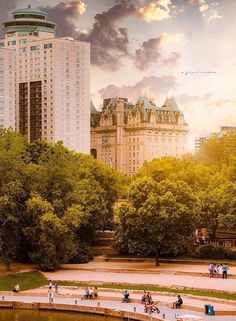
[4,262,11,272]
[155,248,160,266]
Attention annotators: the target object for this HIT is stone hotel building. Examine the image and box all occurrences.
[0,6,90,153]
[91,96,189,175]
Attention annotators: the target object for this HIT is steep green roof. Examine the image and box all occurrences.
[137,94,156,110]
[162,97,180,112]
[90,101,99,114]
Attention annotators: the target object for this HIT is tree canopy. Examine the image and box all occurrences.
[0,128,120,270]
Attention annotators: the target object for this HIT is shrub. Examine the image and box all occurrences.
[194,244,236,260]
[68,243,93,263]
[195,244,215,259]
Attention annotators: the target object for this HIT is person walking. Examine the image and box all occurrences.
[222,263,229,279]
[54,283,58,294]
[48,289,53,303]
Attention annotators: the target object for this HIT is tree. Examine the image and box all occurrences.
[0,196,19,271]
[24,196,76,271]
[116,178,200,265]
[196,133,236,166]
[0,129,29,269]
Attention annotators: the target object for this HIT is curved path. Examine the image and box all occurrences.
[43,269,236,292]
[0,293,236,321]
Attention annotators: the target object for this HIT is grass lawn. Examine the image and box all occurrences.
[0,271,235,302]
[58,280,236,301]
[0,271,48,291]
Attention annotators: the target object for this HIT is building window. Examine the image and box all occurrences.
[31,45,40,51]
[19,47,26,54]
[0,42,4,47]
[19,39,27,44]
[8,41,16,46]
[44,43,53,49]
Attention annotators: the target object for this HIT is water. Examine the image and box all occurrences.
[0,309,119,321]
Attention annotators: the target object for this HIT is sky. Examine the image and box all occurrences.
[1,0,236,150]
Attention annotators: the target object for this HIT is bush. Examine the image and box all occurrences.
[227,249,236,260]
[68,243,93,264]
[194,244,236,260]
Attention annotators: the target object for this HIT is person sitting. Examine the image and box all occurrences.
[141,290,147,304]
[89,287,94,299]
[173,295,183,309]
[13,284,20,293]
[144,301,160,314]
[122,290,130,303]
[81,287,90,300]
[146,291,152,304]
[93,287,98,298]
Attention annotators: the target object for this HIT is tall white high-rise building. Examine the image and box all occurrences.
[0,6,90,153]
[0,48,15,129]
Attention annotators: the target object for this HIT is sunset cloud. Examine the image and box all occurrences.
[134,32,185,71]
[188,0,209,13]
[99,75,178,103]
[0,0,17,35]
[207,8,222,21]
[138,0,172,22]
[41,1,86,38]
[163,52,182,67]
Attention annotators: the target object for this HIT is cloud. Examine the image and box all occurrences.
[77,0,137,71]
[41,1,87,38]
[177,93,236,138]
[134,33,185,71]
[188,0,209,13]
[0,0,17,36]
[138,0,172,22]
[163,52,182,67]
[99,75,178,103]
[207,8,222,21]
[134,37,162,71]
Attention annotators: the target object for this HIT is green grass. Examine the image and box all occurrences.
[0,271,48,291]
[0,271,235,302]
[57,281,236,301]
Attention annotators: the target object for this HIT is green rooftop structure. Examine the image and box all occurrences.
[2,5,56,35]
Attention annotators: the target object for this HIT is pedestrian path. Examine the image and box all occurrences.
[43,269,236,292]
[1,293,236,321]
[61,261,236,279]
[24,286,236,312]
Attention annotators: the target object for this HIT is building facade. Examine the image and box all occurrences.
[91,96,189,175]
[0,6,90,153]
[0,48,15,129]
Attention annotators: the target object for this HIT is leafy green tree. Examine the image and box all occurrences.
[116,178,200,265]
[196,133,236,165]
[0,129,29,269]
[0,196,19,271]
[24,196,76,270]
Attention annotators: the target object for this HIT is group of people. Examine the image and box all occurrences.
[141,290,160,313]
[208,263,229,279]
[12,284,20,293]
[82,287,98,300]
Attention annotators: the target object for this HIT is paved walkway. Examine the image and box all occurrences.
[25,286,236,311]
[1,294,236,321]
[43,269,236,292]
[62,261,236,275]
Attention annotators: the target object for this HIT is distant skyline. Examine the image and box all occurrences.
[1,0,236,150]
